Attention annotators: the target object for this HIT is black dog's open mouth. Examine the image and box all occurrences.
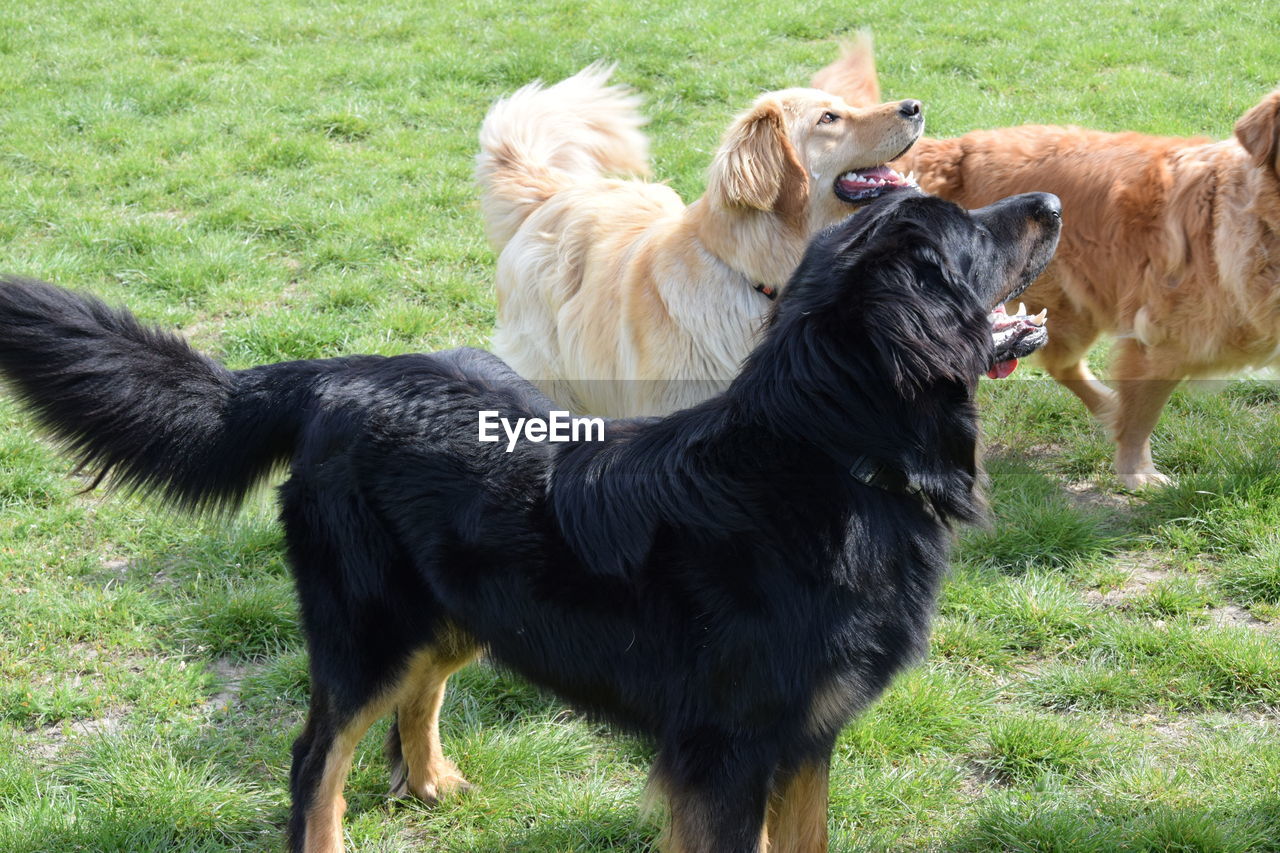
[987,302,1048,379]
[834,165,917,203]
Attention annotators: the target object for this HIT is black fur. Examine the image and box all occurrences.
[0,190,1059,852]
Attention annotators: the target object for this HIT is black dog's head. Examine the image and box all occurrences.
[773,188,1061,395]
[734,189,1059,523]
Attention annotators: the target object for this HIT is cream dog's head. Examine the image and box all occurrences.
[706,88,924,234]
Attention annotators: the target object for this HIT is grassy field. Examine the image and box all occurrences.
[2,0,1279,850]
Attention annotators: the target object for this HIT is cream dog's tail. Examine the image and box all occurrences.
[476,63,651,250]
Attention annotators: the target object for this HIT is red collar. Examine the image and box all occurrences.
[753,283,777,301]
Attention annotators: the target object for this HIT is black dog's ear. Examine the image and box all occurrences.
[566,507,655,578]
[825,189,928,261]
[859,249,990,395]
[551,437,761,577]
[857,249,990,525]
[547,440,660,573]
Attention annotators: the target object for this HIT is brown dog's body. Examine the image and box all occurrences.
[815,45,1280,487]
[478,57,923,417]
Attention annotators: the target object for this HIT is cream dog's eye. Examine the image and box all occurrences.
[818,111,840,125]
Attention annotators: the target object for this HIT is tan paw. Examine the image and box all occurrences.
[423,766,473,801]
[1117,467,1172,490]
[389,761,472,804]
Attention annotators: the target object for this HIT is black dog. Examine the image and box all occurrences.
[0,189,1059,853]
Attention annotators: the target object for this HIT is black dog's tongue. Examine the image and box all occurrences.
[988,358,1019,380]
[987,303,1048,379]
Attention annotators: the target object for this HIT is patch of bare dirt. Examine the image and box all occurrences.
[1083,553,1173,606]
[1204,604,1277,632]
[1065,479,1133,512]
[958,760,1002,798]
[27,711,126,761]
[203,657,252,715]
[1097,707,1280,747]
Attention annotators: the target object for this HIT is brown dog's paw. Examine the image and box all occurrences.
[1117,467,1173,490]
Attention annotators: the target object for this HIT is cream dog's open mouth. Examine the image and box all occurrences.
[833,165,917,203]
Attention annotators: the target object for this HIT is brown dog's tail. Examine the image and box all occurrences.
[810,30,881,108]
[476,63,651,250]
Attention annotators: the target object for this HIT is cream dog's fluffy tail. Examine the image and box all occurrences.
[476,63,651,250]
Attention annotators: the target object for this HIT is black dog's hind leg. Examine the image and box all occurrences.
[765,757,832,853]
[385,637,478,803]
[654,741,774,853]
[287,680,398,853]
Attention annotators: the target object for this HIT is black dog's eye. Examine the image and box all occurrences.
[818,111,840,125]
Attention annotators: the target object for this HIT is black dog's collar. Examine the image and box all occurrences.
[847,454,926,502]
[753,283,777,301]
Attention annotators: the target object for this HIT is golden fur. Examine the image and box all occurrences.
[812,42,1280,488]
[477,54,923,417]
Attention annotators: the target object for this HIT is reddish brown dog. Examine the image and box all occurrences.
[814,41,1280,488]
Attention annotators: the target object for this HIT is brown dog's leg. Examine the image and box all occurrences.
[386,643,478,802]
[765,759,831,853]
[1029,294,1116,418]
[1047,358,1117,420]
[1108,339,1181,489]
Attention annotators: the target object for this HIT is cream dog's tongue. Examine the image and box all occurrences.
[835,166,915,199]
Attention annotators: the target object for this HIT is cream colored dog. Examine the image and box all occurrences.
[478,57,923,416]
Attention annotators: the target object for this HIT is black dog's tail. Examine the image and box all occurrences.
[0,276,322,513]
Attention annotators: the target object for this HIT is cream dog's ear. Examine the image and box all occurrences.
[707,100,808,218]
[1235,88,1280,173]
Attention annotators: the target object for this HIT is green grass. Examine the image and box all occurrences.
[2,0,1280,850]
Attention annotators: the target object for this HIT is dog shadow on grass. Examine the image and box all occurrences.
[460,816,655,853]
[957,450,1133,576]
[926,797,1280,852]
